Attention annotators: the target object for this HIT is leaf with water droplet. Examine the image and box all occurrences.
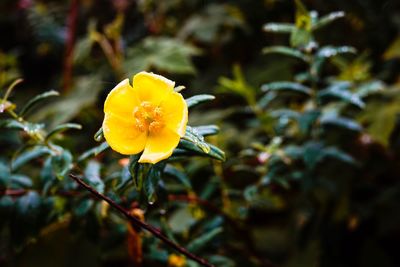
[182,126,210,153]
[94,127,104,142]
[143,165,161,204]
[0,99,15,113]
[263,23,295,33]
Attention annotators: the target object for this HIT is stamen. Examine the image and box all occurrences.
[149,121,164,133]
[133,102,164,133]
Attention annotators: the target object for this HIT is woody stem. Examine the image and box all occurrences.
[69,174,214,267]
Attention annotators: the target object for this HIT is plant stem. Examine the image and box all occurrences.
[69,174,214,267]
[63,0,79,92]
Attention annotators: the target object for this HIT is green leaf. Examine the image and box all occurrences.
[177,3,246,44]
[355,80,385,98]
[261,81,312,95]
[0,120,45,136]
[320,115,362,132]
[143,165,162,204]
[94,127,104,142]
[244,185,259,202]
[257,91,278,109]
[192,125,219,136]
[176,140,225,161]
[124,37,201,75]
[51,149,73,180]
[318,82,365,108]
[302,142,357,170]
[19,90,59,117]
[262,46,309,62]
[316,46,356,58]
[186,94,215,109]
[74,199,94,217]
[16,191,41,218]
[78,142,109,162]
[23,122,45,136]
[263,23,295,33]
[312,46,356,75]
[303,142,324,169]
[187,227,223,253]
[10,174,33,188]
[182,126,211,154]
[208,145,226,161]
[312,11,345,30]
[12,146,52,171]
[358,100,400,147]
[0,99,16,113]
[128,154,145,190]
[384,36,400,60]
[322,147,357,165]
[31,75,103,128]
[84,160,104,193]
[0,119,26,131]
[73,37,94,64]
[0,119,44,136]
[168,207,197,233]
[270,109,301,120]
[2,78,23,104]
[290,28,312,48]
[174,85,186,92]
[45,123,82,141]
[298,110,321,134]
[164,165,192,189]
[294,0,311,30]
[116,165,132,191]
[0,161,10,190]
[40,157,55,195]
[217,64,256,105]
[284,145,304,159]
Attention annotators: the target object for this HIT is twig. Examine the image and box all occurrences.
[69,174,214,267]
[0,189,80,197]
[62,0,79,92]
[1,189,26,197]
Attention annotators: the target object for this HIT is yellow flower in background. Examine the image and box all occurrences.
[168,254,186,267]
[103,72,188,164]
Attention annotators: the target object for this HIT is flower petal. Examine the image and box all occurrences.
[104,78,140,117]
[138,127,180,164]
[160,91,188,137]
[132,72,174,105]
[103,113,147,155]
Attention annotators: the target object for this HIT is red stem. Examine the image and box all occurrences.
[0,189,80,197]
[69,174,214,267]
[63,0,79,92]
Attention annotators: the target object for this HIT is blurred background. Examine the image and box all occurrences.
[1,0,400,266]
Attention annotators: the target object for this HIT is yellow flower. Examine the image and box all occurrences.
[103,72,188,164]
[168,254,186,267]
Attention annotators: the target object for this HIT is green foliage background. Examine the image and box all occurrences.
[1,0,400,266]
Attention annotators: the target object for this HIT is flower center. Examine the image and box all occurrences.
[133,101,164,133]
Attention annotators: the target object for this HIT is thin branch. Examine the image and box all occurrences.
[69,174,214,267]
[1,189,26,197]
[62,0,79,92]
[0,189,80,197]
